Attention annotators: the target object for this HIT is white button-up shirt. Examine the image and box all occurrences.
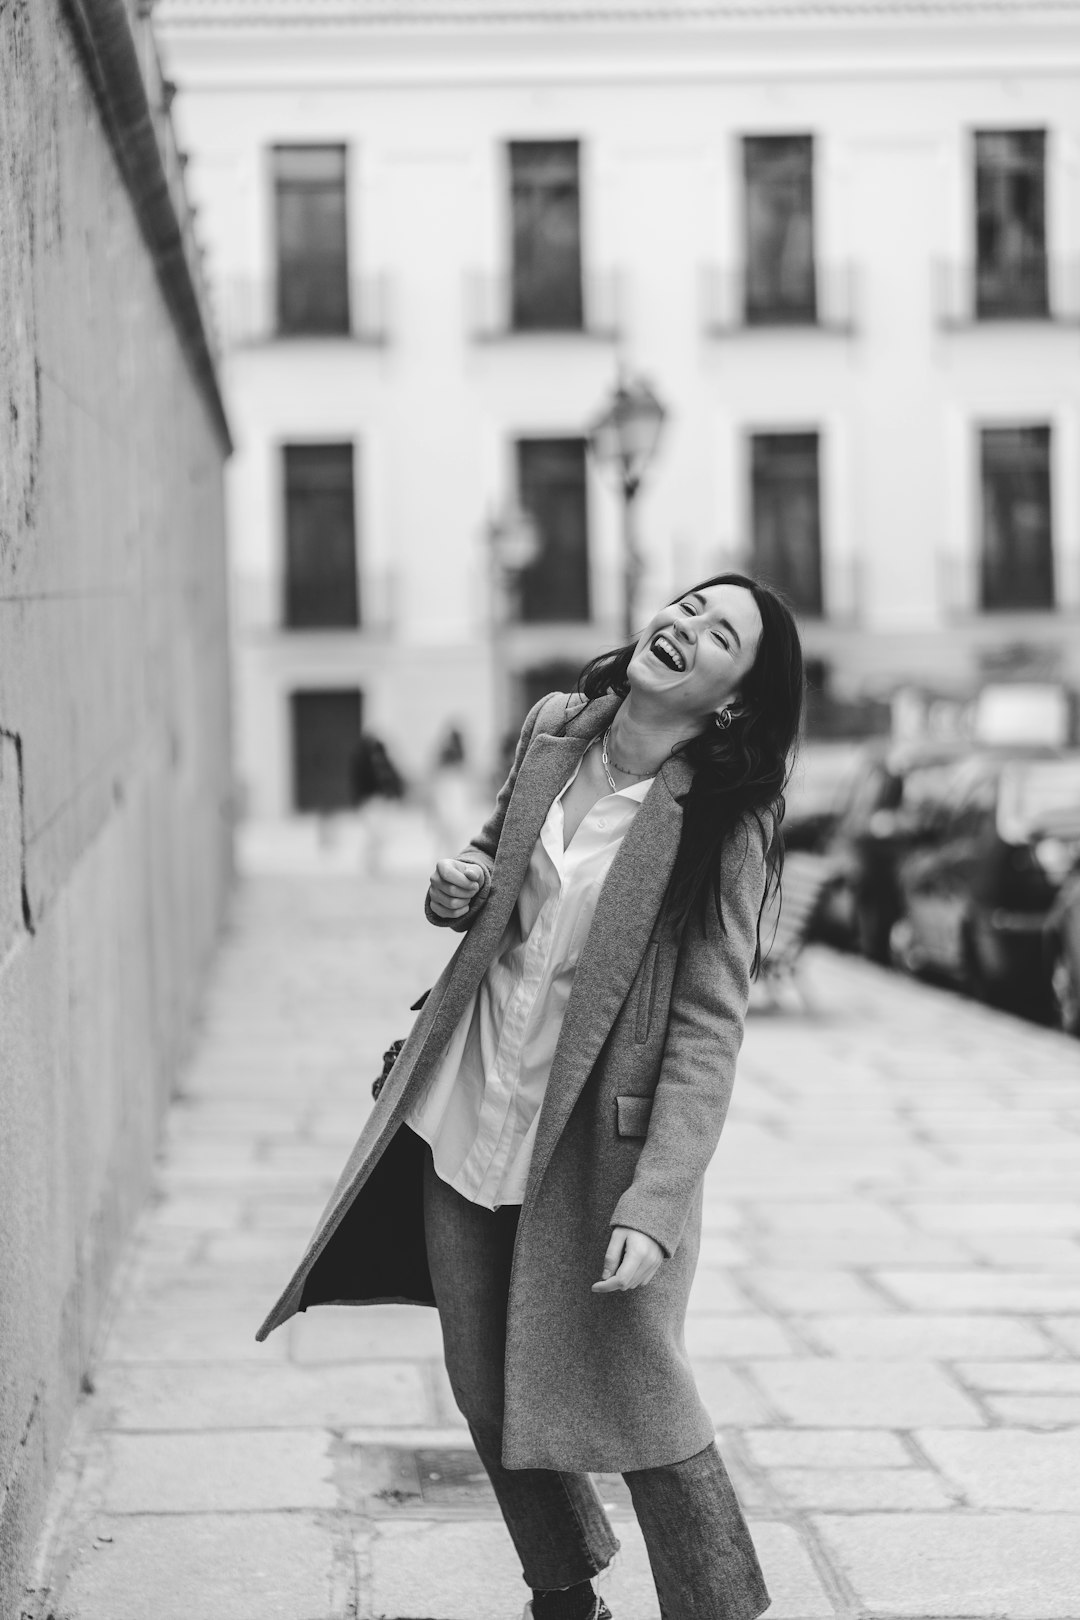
[408,757,654,1209]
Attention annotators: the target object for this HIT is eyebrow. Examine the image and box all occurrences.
[685,592,742,648]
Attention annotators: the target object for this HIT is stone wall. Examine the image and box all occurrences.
[0,2,232,1610]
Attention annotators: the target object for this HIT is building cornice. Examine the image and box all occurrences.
[63,0,231,453]
[153,0,1080,25]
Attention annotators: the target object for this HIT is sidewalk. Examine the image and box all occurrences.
[28,869,1080,1620]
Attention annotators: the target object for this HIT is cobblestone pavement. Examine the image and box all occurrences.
[30,866,1080,1620]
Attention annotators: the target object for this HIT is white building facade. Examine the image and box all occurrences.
[157,0,1080,818]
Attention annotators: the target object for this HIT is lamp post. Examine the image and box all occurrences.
[587,373,667,637]
[486,503,540,764]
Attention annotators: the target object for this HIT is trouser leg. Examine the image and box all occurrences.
[421,1144,619,1591]
[624,1441,771,1620]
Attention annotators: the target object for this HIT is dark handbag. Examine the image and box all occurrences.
[372,989,430,1100]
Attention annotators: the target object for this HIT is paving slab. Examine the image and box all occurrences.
[92,1360,433,1430]
[60,1513,351,1620]
[747,1360,986,1428]
[692,1362,776,1426]
[770,1467,956,1510]
[874,1269,1080,1312]
[684,1312,801,1358]
[802,1313,1052,1360]
[289,1304,447,1362]
[745,1429,914,1469]
[814,1511,1080,1617]
[915,1428,1080,1510]
[100,1429,338,1513]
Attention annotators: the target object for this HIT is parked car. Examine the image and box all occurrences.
[889,749,1080,1015]
[815,740,968,961]
[1045,864,1080,1036]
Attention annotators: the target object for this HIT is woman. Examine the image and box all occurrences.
[257,573,804,1620]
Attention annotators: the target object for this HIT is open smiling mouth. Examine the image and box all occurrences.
[650,633,686,672]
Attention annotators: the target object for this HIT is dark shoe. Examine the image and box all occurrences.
[521,1601,612,1620]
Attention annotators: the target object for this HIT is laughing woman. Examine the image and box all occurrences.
[256,573,804,1620]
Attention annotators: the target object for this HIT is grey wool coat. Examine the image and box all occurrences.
[255,690,768,1474]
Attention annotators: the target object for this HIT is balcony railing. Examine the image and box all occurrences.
[466,270,623,342]
[934,260,1080,328]
[217,275,391,349]
[701,264,857,337]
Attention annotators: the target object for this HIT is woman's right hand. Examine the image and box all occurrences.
[428,857,486,920]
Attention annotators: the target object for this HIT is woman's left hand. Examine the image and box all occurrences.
[592,1227,664,1293]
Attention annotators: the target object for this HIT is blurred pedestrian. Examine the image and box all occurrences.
[350,729,405,874]
[258,573,805,1620]
[427,722,474,854]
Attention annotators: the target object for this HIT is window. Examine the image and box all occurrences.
[290,689,363,812]
[743,136,816,325]
[980,426,1053,611]
[274,145,349,334]
[975,131,1048,318]
[283,444,359,629]
[515,439,590,622]
[750,432,823,615]
[509,142,583,331]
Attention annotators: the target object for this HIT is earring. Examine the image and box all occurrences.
[715,708,733,731]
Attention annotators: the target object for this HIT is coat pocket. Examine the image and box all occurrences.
[616,1095,654,1138]
[634,941,660,1044]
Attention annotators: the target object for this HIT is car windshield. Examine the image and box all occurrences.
[997,759,1080,840]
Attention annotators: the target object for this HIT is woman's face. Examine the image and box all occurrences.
[627,583,764,724]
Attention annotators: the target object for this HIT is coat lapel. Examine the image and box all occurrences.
[524,750,694,1210]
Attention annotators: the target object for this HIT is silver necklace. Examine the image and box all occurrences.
[601,726,654,792]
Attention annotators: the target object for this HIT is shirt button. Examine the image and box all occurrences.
[596,817,607,829]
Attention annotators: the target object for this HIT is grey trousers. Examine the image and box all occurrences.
[421,1146,771,1620]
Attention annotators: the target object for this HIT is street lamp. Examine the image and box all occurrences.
[587,373,667,637]
[486,502,541,762]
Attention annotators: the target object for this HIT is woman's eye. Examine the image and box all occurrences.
[678,600,696,614]
[712,631,730,648]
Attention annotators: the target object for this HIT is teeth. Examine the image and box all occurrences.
[652,634,686,672]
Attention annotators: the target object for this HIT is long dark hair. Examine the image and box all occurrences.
[575,572,805,969]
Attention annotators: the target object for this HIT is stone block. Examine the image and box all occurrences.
[1047,1316,1080,1354]
[770,1466,956,1510]
[93,1360,432,1430]
[289,1304,446,1363]
[100,1300,289,1363]
[687,1266,755,1311]
[906,1202,1080,1234]
[101,1430,337,1513]
[805,1314,1050,1360]
[748,1520,837,1617]
[954,1360,1080,1393]
[60,1511,349,1620]
[814,1512,1080,1616]
[752,1202,911,1237]
[960,1234,1080,1267]
[983,1394,1080,1425]
[917,1430,1080,1509]
[749,1361,984,1428]
[692,1362,775,1426]
[747,1268,894,1314]
[745,1429,912,1469]
[756,1232,971,1266]
[876,1269,1080,1312]
[685,1313,798,1357]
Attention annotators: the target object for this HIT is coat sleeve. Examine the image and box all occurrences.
[424,692,553,933]
[609,813,770,1256]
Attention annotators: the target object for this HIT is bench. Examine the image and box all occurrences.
[757,851,835,1007]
